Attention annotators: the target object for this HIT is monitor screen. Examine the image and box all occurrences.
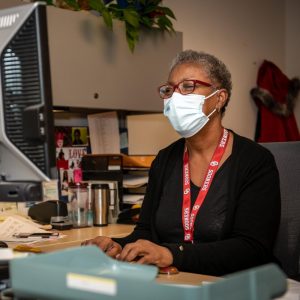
[0,2,57,201]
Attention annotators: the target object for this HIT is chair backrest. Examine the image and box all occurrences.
[261,141,300,280]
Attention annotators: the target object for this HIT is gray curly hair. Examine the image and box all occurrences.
[170,50,232,113]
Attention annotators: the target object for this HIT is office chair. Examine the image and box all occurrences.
[261,141,300,280]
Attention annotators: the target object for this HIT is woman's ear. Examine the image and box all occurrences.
[216,89,228,112]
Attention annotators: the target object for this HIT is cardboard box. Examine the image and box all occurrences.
[122,155,155,168]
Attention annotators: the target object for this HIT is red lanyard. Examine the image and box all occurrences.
[182,128,229,242]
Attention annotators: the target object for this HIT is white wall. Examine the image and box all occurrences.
[285,0,300,129]
[164,0,290,139]
[1,0,299,141]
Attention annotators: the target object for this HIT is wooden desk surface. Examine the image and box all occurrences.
[156,272,218,286]
[28,224,218,286]
[33,224,134,252]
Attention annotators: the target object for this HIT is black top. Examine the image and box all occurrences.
[114,131,281,276]
[155,156,231,243]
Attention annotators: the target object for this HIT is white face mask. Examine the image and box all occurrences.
[163,90,219,138]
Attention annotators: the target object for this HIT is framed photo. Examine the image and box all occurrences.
[71,127,89,146]
[55,126,73,147]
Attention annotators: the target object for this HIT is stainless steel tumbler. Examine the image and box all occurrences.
[92,183,110,226]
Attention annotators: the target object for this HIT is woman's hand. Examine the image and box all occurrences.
[81,236,122,259]
[117,239,173,267]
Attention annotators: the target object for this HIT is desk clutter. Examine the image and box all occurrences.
[0,153,154,240]
[80,154,155,225]
[0,214,61,243]
[22,154,156,230]
[53,115,156,227]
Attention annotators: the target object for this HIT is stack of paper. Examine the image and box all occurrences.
[123,174,148,205]
[123,174,149,188]
[0,215,55,243]
[123,194,145,205]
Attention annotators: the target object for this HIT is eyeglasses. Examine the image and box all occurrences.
[158,79,212,99]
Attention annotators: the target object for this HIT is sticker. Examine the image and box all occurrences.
[67,273,117,296]
[108,165,121,170]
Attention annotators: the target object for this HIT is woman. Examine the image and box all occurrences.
[73,129,84,145]
[83,50,280,276]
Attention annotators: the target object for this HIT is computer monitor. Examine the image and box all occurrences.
[0,2,57,202]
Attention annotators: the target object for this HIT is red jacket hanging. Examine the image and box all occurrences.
[250,60,300,142]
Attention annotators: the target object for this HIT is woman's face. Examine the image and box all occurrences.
[168,63,218,115]
[75,131,80,138]
[57,139,63,148]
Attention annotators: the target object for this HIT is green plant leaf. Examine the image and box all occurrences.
[108,3,123,12]
[88,0,105,11]
[123,9,140,28]
[89,0,113,29]
[140,16,154,28]
[45,0,54,5]
[102,10,113,28]
[37,0,54,5]
[150,0,162,6]
[109,5,124,21]
[126,26,139,40]
[159,7,176,19]
[126,32,135,52]
[44,0,176,52]
[142,4,158,15]
[157,15,174,32]
[125,22,139,52]
[64,0,80,10]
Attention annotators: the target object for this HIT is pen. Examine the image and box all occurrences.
[13,233,59,238]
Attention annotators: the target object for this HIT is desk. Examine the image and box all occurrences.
[8,225,299,300]
[30,224,218,286]
[32,224,134,252]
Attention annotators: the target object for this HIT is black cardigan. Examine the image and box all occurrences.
[114,131,281,276]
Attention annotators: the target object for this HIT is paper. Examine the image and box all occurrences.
[275,279,300,300]
[123,194,144,205]
[42,180,59,201]
[123,174,149,188]
[0,215,53,243]
[88,111,120,154]
[127,113,179,155]
[0,249,30,262]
